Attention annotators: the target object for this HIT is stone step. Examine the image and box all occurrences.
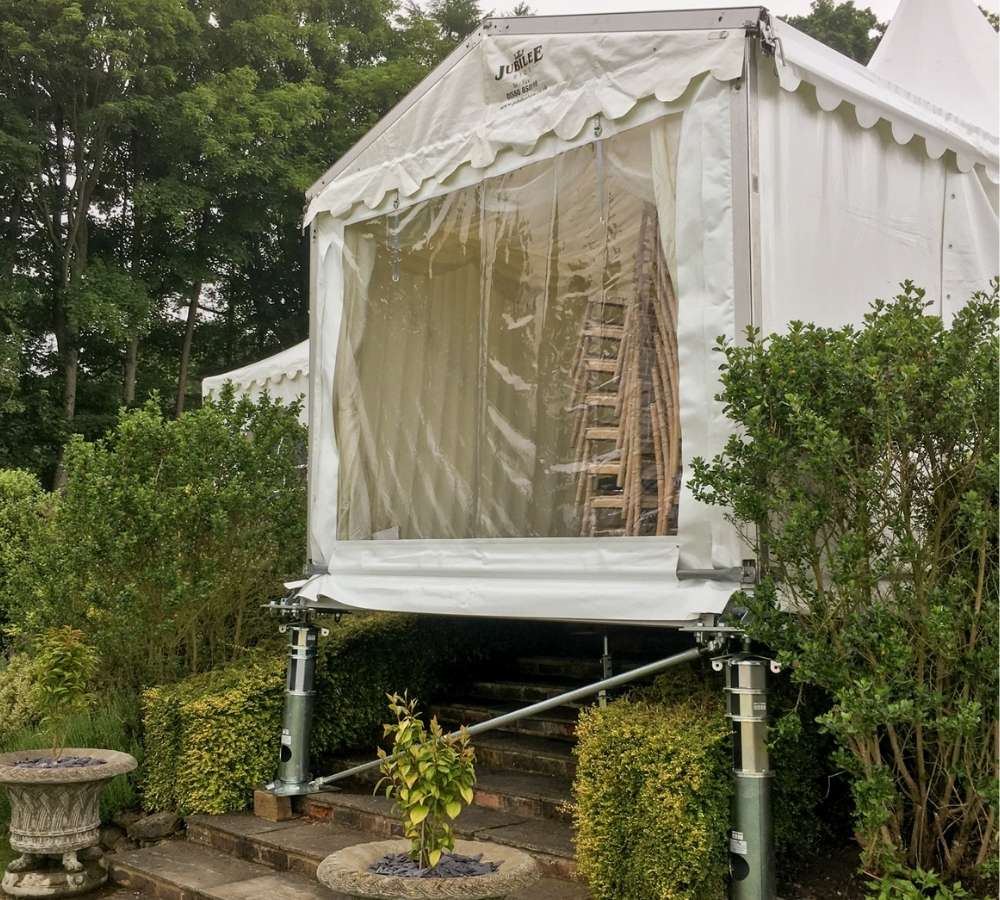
[110,838,347,899]
[113,821,589,899]
[430,700,580,742]
[473,733,577,780]
[507,654,657,682]
[302,793,579,881]
[334,761,573,824]
[468,678,589,706]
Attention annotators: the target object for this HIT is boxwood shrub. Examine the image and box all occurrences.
[573,666,833,900]
[573,669,732,900]
[142,612,512,814]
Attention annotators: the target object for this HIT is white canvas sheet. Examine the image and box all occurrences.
[202,340,309,423]
[295,538,736,625]
[757,59,998,331]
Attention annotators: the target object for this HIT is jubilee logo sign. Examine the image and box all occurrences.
[494,45,544,81]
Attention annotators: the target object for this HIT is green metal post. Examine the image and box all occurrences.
[270,621,318,795]
[725,654,776,900]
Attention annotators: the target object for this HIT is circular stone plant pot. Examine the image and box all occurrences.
[0,748,138,898]
[317,839,540,900]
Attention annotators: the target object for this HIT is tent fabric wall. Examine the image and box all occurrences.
[201,340,310,423]
[295,8,999,623]
[757,58,998,333]
[306,72,742,622]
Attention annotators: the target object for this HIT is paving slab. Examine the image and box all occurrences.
[479,816,577,859]
[187,812,301,837]
[510,877,591,899]
[111,840,269,896]
[205,872,347,900]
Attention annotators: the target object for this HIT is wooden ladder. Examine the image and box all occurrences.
[571,203,681,537]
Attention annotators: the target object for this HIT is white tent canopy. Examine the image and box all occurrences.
[868,0,999,136]
[201,340,309,423]
[283,4,996,625]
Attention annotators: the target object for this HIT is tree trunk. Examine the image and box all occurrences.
[175,281,203,416]
[123,333,139,406]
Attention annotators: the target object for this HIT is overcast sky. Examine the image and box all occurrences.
[523,0,999,22]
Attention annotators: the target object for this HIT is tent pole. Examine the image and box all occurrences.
[268,618,319,796]
[725,644,777,900]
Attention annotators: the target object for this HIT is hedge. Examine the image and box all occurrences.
[573,669,732,900]
[573,667,833,900]
[142,613,515,814]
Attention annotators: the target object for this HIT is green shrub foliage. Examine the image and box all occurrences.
[573,670,731,900]
[690,284,999,878]
[573,666,834,899]
[2,392,306,692]
[0,653,44,745]
[142,614,502,815]
[0,469,51,638]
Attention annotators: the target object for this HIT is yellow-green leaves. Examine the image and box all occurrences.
[375,692,477,870]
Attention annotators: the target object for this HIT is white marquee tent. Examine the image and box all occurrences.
[201,339,309,424]
[222,1,998,625]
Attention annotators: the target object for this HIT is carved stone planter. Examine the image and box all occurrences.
[317,839,540,900]
[0,748,138,898]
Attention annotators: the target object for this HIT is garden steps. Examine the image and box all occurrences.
[332,756,573,823]
[110,820,588,898]
[430,699,579,742]
[110,838,347,899]
[472,733,576,779]
[300,793,579,881]
[182,812,588,896]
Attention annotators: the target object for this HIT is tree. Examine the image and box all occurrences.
[786,0,886,64]
[2,391,307,692]
[0,0,199,480]
[690,283,999,880]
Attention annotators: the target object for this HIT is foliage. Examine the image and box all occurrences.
[141,613,506,815]
[867,865,970,900]
[0,690,143,826]
[690,284,999,878]
[0,0,482,481]
[0,470,51,637]
[1,392,306,693]
[35,628,97,760]
[142,648,286,815]
[376,693,476,869]
[572,669,732,900]
[786,0,886,64]
[0,654,44,746]
[981,6,1000,31]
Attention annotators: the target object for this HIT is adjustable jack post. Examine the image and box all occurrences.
[264,597,329,797]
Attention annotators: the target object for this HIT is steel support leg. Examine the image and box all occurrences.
[725,653,776,900]
[268,621,318,796]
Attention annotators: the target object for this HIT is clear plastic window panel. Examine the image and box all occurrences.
[335,121,681,540]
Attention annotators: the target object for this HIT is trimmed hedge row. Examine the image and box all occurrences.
[573,667,833,900]
[573,669,731,900]
[142,613,512,815]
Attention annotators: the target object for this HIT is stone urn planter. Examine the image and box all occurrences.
[0,747,138,898]
[317,839,540,900]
